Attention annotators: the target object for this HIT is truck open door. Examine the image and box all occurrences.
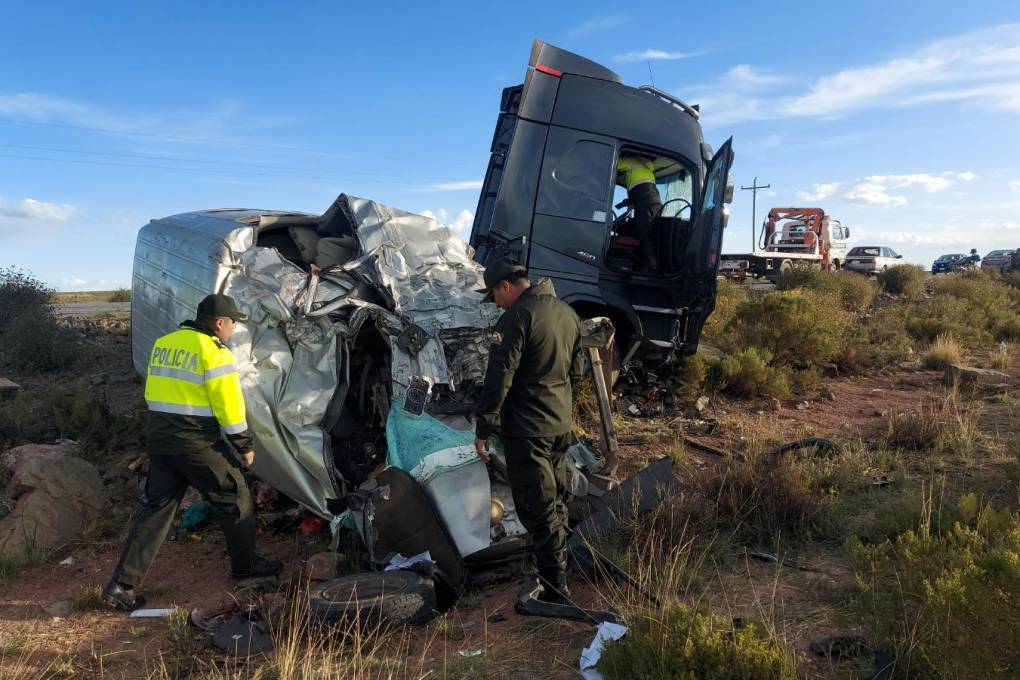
[683,137,734,279]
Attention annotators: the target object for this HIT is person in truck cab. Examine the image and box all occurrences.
[616,154,662,271]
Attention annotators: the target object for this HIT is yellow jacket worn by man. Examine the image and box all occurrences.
[616,154,662,270]
[101,294,282,612]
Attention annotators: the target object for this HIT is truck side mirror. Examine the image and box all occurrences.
[844,227,850,238]
[724,173,735,204]
[721,206,730,229]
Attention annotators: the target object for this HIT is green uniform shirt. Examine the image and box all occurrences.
[475,279,585,439]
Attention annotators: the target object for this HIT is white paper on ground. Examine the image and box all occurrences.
[384,550,432,571]
[129,608,175,618]
[579,621,628,673]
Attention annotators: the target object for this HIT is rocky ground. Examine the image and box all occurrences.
[0,305,1017,679]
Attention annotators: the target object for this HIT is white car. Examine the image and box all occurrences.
[844,246,903,275]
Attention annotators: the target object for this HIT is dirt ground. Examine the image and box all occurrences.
[0,308,1015,679]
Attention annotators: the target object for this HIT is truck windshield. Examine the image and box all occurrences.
[657,168,694,218]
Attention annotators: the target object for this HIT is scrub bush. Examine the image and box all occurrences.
[849,495,1020,679]
[877,264,926,299]
[726,290,852,366]
[716,347,790,399]
[108,287,131,302]
[921,333,962,370]
[777,269,877,313]
[0,266,51,329]
[774,267,828,291]
[1,306,78,371]
[702,279,746,346]
[883,391,979,460]
[599,603,796,679]
[676,353,708,402]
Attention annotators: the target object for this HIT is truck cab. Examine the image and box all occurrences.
[469,40,734,360]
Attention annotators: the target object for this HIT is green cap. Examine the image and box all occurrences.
[197,294,248,322]
[476,257,527,302]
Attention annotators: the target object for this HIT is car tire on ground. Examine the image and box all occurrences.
[309,570,437,627]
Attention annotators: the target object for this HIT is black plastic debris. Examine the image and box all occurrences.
[513,577,618,624]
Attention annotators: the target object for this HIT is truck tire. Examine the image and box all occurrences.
[309,570,437,627]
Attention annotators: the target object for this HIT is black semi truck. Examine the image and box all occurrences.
[470,40,734,362]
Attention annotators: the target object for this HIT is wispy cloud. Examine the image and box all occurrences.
[565,15,626,39]
[843,171,974,206]
[1010,180,1020,192]
[614,49,709,64]
[0,197,78,221]
[797,182,841,201]
[432,180,483,191]
[686,23,1020,125]
[420,208,475,239]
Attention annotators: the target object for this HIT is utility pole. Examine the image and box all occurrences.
[741,177,770,251]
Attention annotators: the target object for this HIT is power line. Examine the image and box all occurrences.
[741,177,771,251]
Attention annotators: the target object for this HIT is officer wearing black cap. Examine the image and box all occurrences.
[473,258,585,605]
[101,293,281,611]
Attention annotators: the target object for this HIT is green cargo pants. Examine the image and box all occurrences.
[111,444,256,588]
[504,434,571,589]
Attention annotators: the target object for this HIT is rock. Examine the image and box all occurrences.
[0,448,105,560]
[42,600,73,618]
[796,401,810,411]
[0,378,21,397]
[305,552,339,581]
[769,398,782,411]
[1,443,80,472]
[694,396,710,414]
[822,363,839,378]
[899,360,925,372]
[819,386,836,402]
[944,364,1009,389]
[90,374,107,386]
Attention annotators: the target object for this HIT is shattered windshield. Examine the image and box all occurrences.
[656,168,693,218]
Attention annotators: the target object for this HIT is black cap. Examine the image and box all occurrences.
[197,294,248,322]
[476,257,527,302]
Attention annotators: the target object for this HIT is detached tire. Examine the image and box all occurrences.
[310,570,436,627]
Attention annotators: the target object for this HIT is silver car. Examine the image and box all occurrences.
[844,245,903,275]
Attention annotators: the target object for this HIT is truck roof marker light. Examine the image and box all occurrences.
[534,63,563,77]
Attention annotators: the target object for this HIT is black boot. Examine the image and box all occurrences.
[232,555,283,580]
[100,581,146,612]
[537,570,571,605]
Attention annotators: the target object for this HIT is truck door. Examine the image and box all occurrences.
[681,138,734,279]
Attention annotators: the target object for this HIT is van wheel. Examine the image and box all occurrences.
[309,570,437,627]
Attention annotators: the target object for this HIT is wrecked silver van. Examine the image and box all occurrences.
[131,195,653,602]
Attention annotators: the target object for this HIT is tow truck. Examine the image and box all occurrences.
[470,40,735,363]
[721,207,850,281]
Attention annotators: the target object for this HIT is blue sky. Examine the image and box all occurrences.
[1,1,1019,289]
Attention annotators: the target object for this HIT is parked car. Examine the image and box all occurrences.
[932,253,967,274]
[982,249,1013,271]
[718,258,749,281]
[844,246,903,275]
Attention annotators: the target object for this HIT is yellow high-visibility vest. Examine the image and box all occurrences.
[143,327,248,435]
[617,156,656,191]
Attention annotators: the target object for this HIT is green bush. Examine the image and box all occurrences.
[677,353,708,402]
[109,287,131,302]
[774,267,828,291]
[0,266,52,329]
[838,306,916,372]
[877,264,926,299]
[716,347,790,399]
[777,268,877,313]
[702,279,746,346]
[599,603,796,679]
[727,290,852,366]
[849,496,1020,678]
[1,306,79,372]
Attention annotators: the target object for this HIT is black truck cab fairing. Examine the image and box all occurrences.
[470,40,734,357]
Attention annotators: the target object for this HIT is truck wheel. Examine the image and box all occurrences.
[309,570,437,627]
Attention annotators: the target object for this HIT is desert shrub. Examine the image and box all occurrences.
[849,496,1020,678]
[676,353,708,402]
[702,279,746,346]
[777,268,877,313]
[790,366,822,395]
[1002,271,1020,290]
[1,306,78,371]
[883,392,979,460]
[726,290,852,365]
[599,603,796,679]
[878,264,926,299]
[838,306,916,372]
[921,333,962,370]
[715,347,790,399]
[109,287,131,302]
[0,266,52,329]
[903,294,1020,346]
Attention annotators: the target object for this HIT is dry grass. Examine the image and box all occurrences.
[883,389,981,461]
[922,333,963,370]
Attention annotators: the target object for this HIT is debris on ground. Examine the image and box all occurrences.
[0,377,21,396]
[305,552,340,581]
[808,634,869,659]
[129,608,175,618]
[0,443,105,559]
[180,502,210,531]
[457,649,483,658]
[747,550,820,573]
[298,516,327,535]
[580,621,629,677]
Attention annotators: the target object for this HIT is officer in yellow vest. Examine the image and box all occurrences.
[617,154,662,270]
[101,294,281,611]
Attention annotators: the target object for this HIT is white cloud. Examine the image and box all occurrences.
[843,171,974,206]
[614,49,709,64]
[61,277,88,288]
[419,208,474,240]
[565,16,626,39]
[433,180,483,191]
[1010,180,1020,192]
[686,23,1020,125]
[797,182,841,201]
[0,197,78,221]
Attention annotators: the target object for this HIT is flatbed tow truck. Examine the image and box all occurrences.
[720,207,850,281]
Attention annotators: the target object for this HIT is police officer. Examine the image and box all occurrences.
[101,294,281,611]
[473,258,585,605]
[617,154,662,271]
